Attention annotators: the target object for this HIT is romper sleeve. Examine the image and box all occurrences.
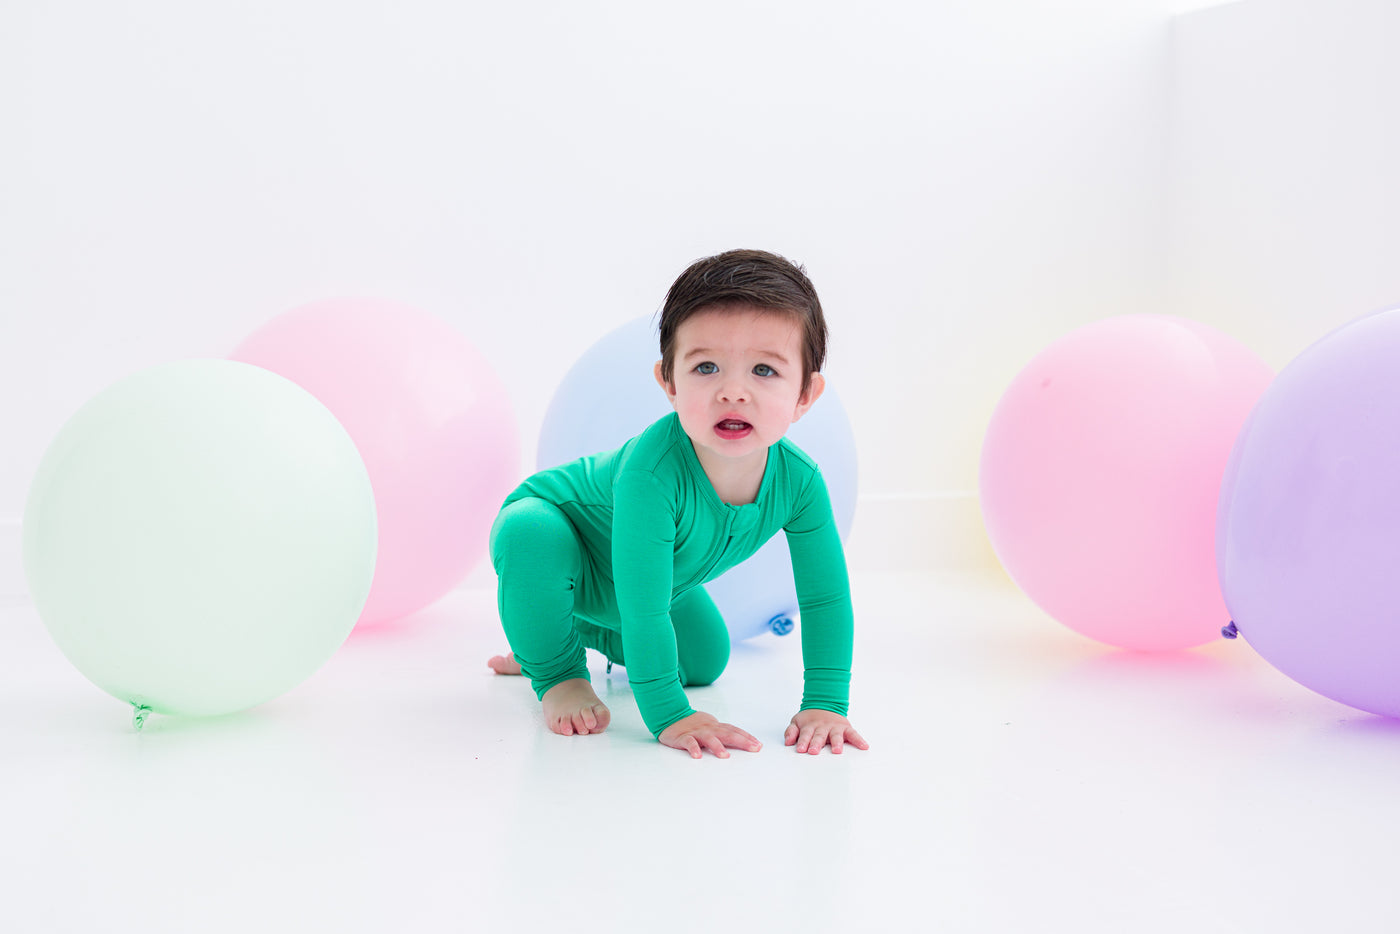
[612,469,696,738]
[784,469,854,716]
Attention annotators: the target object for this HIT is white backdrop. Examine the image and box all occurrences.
[1168,0,1400,365]
[8,0,1391,594]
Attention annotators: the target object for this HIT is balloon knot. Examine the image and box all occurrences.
[1221,621,1239,640]
[132,704,152,731]
[769,616,794,637]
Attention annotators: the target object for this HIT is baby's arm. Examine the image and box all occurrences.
[613,470,710,741]
[784,468,864,753]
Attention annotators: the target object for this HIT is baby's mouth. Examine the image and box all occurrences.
[716,419,752,432]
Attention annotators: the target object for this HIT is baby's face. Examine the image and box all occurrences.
[655,305,821,473]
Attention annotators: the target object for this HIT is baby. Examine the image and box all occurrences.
[487,249,867,758]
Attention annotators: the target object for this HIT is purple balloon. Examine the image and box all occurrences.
[1218,308,1400,716]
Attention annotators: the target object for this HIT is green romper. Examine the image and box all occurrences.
[489,412,853,738]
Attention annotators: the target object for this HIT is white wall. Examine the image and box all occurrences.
[1168,0,1400,365]
[1,1,1190,595]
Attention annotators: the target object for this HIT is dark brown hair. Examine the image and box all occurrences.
[657,248,828,397]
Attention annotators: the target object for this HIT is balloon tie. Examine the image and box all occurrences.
[769,616,794,637]
[1221,621,1239,640]
[132,704,151,731]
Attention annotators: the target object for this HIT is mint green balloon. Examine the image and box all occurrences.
[23,360,377,723]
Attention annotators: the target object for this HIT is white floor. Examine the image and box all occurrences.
[4,565,1398,934]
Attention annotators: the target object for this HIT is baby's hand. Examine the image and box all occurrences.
[785,709,869,755]
[659,711,763,759]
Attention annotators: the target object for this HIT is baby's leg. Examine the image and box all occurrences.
[489,498,610,735]
[670,586,731,687]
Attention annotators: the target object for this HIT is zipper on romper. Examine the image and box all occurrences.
[693,511,737,587]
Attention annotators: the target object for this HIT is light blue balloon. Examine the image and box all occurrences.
[539,316,857,640]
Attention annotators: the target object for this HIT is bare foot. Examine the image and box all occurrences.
[488,651,523,675]
[541,678,611,736]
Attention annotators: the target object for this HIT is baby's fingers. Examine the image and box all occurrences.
[784,722,800,746]
[704,734,731,759]
[721,724,762,752]
[844,726,870,751]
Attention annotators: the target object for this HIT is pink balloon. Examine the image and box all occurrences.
[232,299,519,627]
[979,315,1273,650]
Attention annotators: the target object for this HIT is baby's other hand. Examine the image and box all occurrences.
[659,711,762,759]
[785,709,869,755]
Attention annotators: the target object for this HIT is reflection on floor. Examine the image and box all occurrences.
[4,568,1395,933]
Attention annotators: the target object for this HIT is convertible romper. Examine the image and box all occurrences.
[489,412,853,738]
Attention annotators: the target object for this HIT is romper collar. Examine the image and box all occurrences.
[672,415,771,535]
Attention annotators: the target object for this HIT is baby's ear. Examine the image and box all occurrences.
[793,372,826,421]
[654,361,676,400]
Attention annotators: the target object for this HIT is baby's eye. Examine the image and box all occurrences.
[694,361,718,375]
[753,363,776,377]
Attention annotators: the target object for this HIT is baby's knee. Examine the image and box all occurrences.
[490,498,580,575]
[679,647,729,687]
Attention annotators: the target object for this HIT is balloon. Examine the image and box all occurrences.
[538,315,858,640]
[231,299,519,627]
[979,314,1273,650]
[22,360,377,723]
[1218,308,1400,716]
